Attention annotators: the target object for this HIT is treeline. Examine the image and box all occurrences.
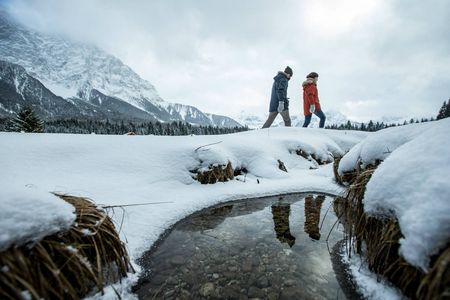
[325,117,436,132]
[0,117,248,135]
[327,98,449,132]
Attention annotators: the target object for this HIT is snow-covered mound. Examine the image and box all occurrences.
[338,118,450,271]
[0,128,367,259]
[0,185,75,251]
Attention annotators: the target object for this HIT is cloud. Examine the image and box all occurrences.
[341,99,382,122]
[5,0,450,121]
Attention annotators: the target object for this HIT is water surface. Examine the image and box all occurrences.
[135,193,350,299]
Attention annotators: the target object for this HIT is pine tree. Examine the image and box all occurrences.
[12,106,44,132]
[444,99,450,119]
[437,100,448,120]
[360,123,366,131]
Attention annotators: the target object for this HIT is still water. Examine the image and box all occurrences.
[135,193,351,300]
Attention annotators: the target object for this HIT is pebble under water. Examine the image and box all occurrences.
[135,193,352,300]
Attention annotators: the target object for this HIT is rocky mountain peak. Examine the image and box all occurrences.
[0,9,242,128]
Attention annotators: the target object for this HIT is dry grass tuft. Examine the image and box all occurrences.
[277,159,288,172]
[335,165,450,300]
[295,149,310,160]
[0,195,133,300]
[194,161,234,184]
[333,157,382,186]
[333,157,343,185]
[296,148,332,165]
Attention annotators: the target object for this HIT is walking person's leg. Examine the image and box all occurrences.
[262,112,278,128]
[280,110,291,127]
[302,114,312,127]
[314,110,326,128]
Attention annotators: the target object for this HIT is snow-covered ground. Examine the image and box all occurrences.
[1,120,449,299]
[339,118,450,272]
[0,128,365,253]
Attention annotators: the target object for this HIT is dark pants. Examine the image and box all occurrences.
[262,111,291,128]
[302,110,326,128]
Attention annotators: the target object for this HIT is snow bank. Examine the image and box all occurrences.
[0,128,366,259]
[338,121,439,173]
[338,118,450,271]
[0,184,75,251]
[341,247,404,300]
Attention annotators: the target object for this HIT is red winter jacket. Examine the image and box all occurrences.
[302,79,321,116]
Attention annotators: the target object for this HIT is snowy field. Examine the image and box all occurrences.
[1,120,449,299]
[0,128,365,255]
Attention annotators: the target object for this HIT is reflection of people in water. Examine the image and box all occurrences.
[271,203,296,247]
[304,195,325,240]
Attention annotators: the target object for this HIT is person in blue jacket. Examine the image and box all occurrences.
[262,66,293,128]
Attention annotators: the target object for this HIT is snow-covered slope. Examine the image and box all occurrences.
[0,60,160,121]
[163,103,242,127]
[0,10,241,127]
[205,113,243,128]
[0,60,84,118]
[0,11,162,110]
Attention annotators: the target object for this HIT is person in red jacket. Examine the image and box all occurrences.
[302,72,326,128]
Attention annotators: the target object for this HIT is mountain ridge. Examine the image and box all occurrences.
[0,10,242,127]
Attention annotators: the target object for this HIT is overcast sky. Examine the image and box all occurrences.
[5,0,450,121]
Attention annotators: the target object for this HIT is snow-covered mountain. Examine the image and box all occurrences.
[0,10,241,127]
[234,109,353,129]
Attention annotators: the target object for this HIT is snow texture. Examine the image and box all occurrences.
[2,120,448,297]
[339,118,450,271]
[0,128,365,258]
[338,120,439,173]
[0,184,75,251]
[341,247,405,300]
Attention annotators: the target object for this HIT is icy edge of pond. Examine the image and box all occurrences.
[339,244,405,300]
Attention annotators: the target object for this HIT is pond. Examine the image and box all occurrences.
[134,193,357,300]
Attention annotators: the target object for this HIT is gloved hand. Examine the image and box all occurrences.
[309,104,315,113]
[277,101,285,112]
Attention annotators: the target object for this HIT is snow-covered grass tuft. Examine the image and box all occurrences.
[0,185,75,251]
[337,118,450,271]
[0,195,133,300]
[333,119,450,299]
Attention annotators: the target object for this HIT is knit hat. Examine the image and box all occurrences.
[306,72,319,78]
[284,66,293,77]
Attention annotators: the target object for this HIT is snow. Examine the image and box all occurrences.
[39,80,78,99]
[1,120,449,297]
[338,118,450,271]
[338,121,439,173]
[341,247,405,300]
[0,184,75,251]
[0,128,364,259]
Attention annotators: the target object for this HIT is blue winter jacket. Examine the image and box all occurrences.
[269,72,289,112]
